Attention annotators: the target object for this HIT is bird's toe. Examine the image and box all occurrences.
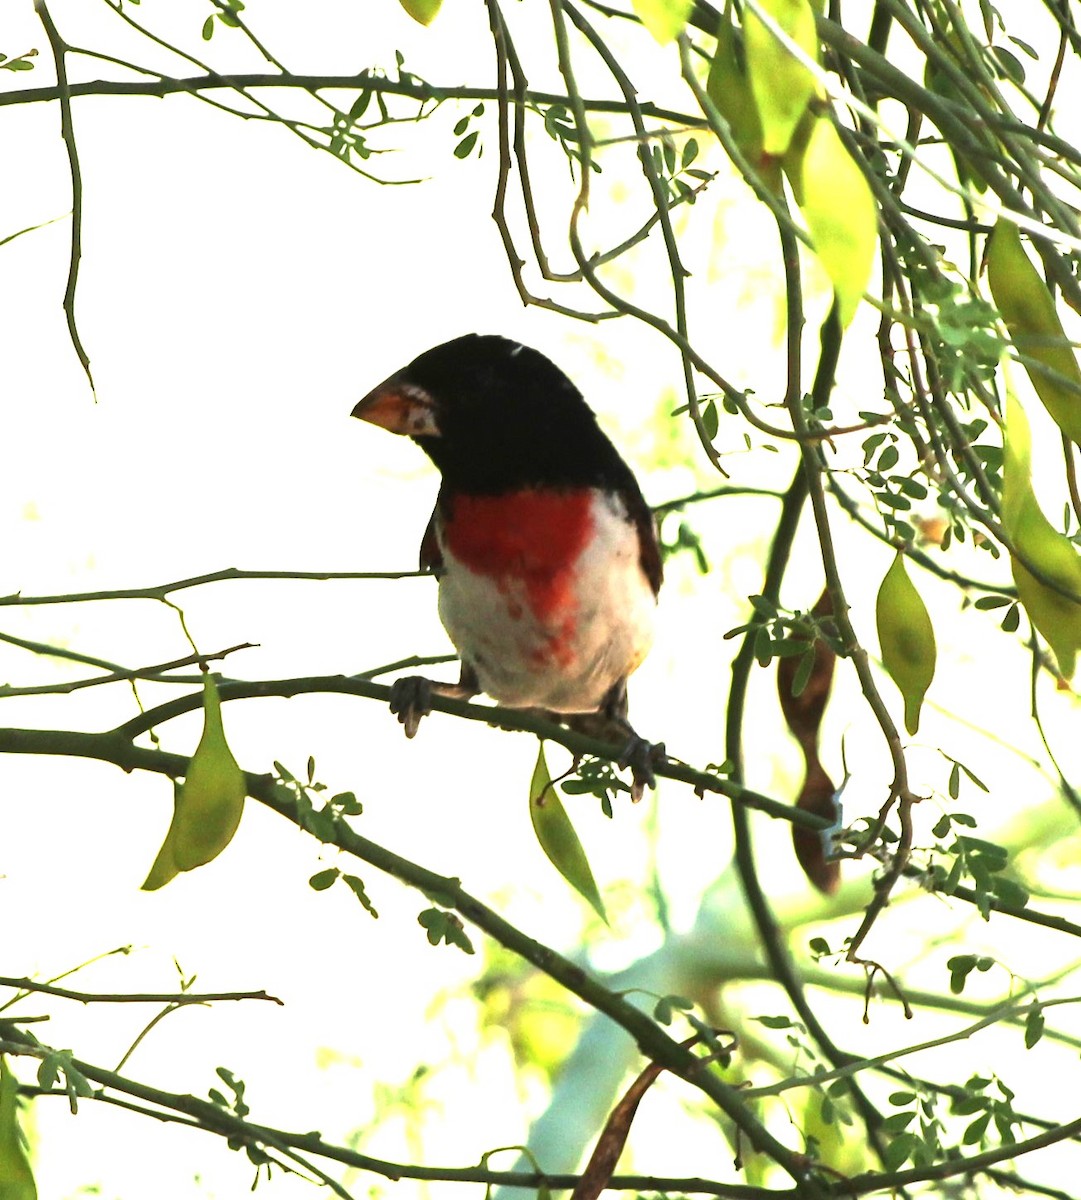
[389,676,433,739]
[618,736,664,802]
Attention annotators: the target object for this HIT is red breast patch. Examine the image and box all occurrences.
[442,490,595,627]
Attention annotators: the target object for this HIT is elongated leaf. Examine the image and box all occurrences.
[876,551,936,735]
[1002,388,1081,678]
[529,744,607,923]
[744,0,820,155]
[987,220,1081,445]
[142,675,246,889]
[706,9,768,177]
[793,115,877,326]
[399,0,442,25]
[632,0,693,43]
[0,1058,36,1200]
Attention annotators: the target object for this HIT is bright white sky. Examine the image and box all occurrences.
[3,1,1081,1197]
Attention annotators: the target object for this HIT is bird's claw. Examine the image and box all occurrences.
[389,676,433,739]
[618,737,665,803]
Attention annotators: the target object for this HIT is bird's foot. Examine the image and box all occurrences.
[618,736,666,803]
[389,676,433,739]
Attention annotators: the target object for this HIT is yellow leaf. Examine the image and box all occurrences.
[987,220,1081,446]
[793,115,877,326]
[529,744,607,923]
[398,0,442,25]
[706,9,769,177]
[876,551,936,735]
[744,0,820,156]
[0,1058,37,1200]
[141,675,246,889]
[1002,389,1081,679]
[632,0,693,43]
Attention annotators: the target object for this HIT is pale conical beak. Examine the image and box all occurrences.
[351,377,440,438]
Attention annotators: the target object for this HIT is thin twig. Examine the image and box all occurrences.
[34,1,95,395]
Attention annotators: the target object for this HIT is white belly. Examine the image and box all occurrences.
[436,490,656,712]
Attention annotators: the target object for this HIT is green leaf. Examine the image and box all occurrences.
[653,994,693,1024]
[948,954,976,994]
[201,15,215,40]
[1024,1005,1045,1049]
[417,908,475,954]
[793,115,877,326]
[332,791,363,816]
[142,675,246,889]
[454,131,479,159]
[342,873,379,918]
[399,0,442,25]
[745,0,820,155]
[963,1112,991,1144]
[0,1057,36,1200]
[529,743,607,922]
[991,876,1029,908]
[309,868,340,891]
[632,0,693,43]
[883,1133,916,1171]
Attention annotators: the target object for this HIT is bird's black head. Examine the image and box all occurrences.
[353,333,634,495]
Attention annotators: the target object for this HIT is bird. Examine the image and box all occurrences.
[351,333,663,799]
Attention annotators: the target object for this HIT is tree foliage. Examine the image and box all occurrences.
[5,0,1081,1197]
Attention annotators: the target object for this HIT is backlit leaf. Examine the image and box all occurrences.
[744,0,820,155]
[632,0,693,44]
[792,115,877,326]
[398,0,442,25]
[529,743,607,922]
